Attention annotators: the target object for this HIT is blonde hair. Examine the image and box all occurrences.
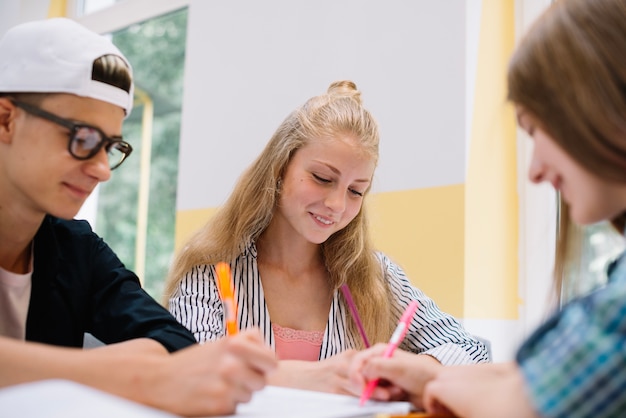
[164,80,395,344]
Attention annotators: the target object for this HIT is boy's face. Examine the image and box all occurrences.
[0,93,125,221]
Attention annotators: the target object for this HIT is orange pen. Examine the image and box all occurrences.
[216,262,238,335]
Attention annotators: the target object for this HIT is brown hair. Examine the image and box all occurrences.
[508,0,626,298]
[508,0,626,183]
[92,54,132,94]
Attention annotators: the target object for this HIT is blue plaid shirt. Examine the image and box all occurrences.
[517,252,626,417]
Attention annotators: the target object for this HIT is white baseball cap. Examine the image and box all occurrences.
[0,18,134,116]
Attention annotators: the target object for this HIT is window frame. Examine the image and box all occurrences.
[515,0,557,337]
[68,0,189,32]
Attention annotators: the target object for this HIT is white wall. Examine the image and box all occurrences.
[0,0,48,36]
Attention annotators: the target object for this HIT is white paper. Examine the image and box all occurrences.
[0,380,411,418]
[0,379,176,418]
[218,385,412,418]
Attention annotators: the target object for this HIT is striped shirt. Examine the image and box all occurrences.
[517,252,626,418]
[169,241,490,365]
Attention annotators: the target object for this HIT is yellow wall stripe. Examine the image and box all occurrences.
[175,184,465,317]
[47,0,67,17]
[370,185,465,317]
[175,207,217,250]
[465,0,518,319]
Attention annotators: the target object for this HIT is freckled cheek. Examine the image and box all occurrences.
[296,181,324,199]
[343,201,364,223]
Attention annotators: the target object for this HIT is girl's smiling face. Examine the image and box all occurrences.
[274,134,376,245]
[518,106,626,225]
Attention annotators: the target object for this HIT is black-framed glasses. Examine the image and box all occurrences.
[12,100,133,170]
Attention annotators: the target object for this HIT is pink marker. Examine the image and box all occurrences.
[359,300,419,406]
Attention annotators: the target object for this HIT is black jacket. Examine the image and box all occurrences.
[25,215,195,352]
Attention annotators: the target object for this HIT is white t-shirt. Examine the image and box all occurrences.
[0,260,33,340]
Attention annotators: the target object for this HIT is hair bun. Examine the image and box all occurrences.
[327,80,362,104]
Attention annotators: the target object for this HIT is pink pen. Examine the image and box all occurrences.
[359,300,419,406]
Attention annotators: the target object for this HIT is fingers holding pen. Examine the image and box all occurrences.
[348,344,387,389]
[225,328,278,391]
[153,329,276,416]
[349,345,443,408]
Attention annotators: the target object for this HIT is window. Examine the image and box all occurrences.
[76,5,189,300]
[554,192,625,305]
[561,221,625,304]
[77,0,123,15]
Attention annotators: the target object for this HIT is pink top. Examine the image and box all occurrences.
[272,323,324,361]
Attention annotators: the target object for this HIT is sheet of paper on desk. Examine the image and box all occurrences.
[0,379,176,418]
[217,385,412,418]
